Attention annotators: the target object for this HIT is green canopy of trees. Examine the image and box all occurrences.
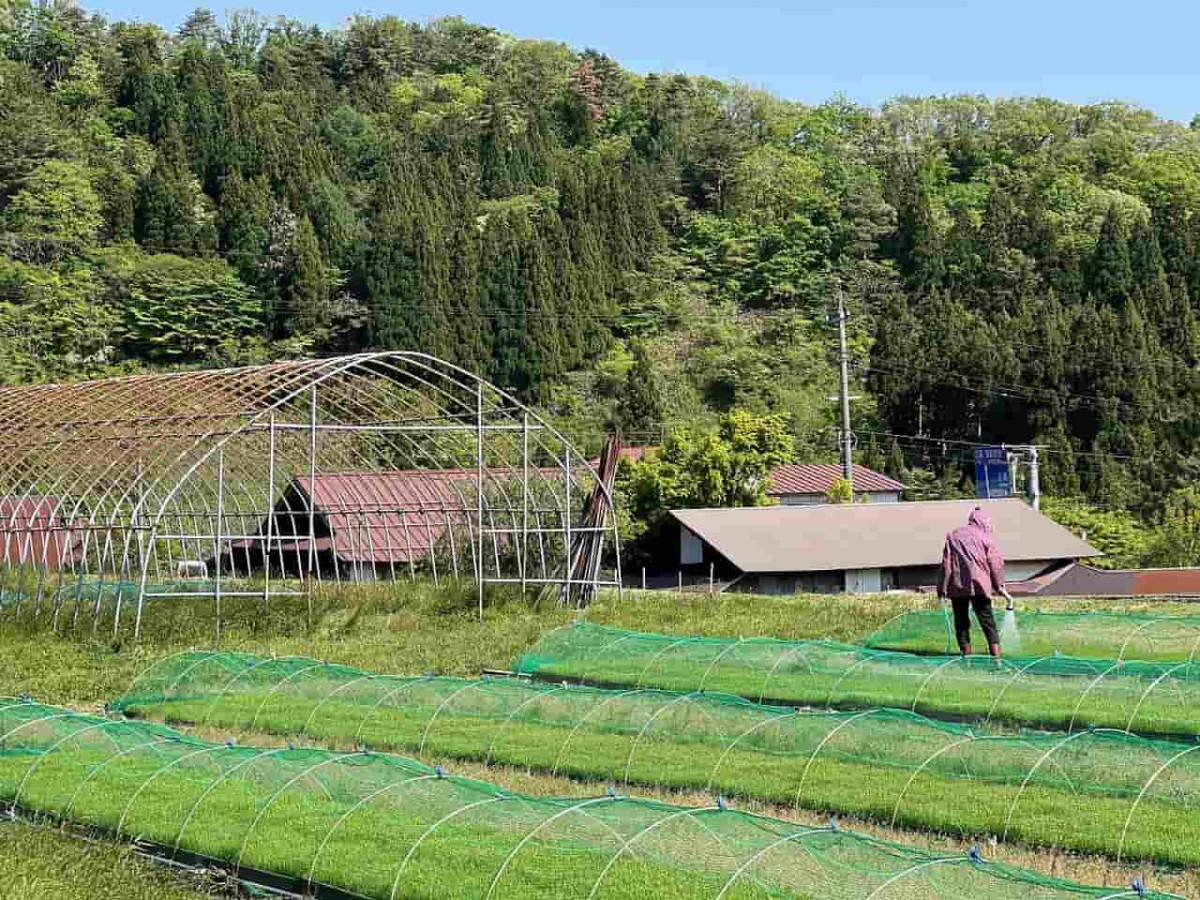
[6,4,1200,558]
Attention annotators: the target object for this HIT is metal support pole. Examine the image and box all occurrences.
[563,444,572,604]
[215,448,224,647]
[642,568,646,591]
[307,386,318,582]
[521,412,529,595]
[264,413,276,611]
[837,286,854,489]
[476,383,485,622]
[709,562,715,595]
[1028,446,1041,510]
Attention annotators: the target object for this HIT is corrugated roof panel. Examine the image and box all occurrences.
[767,463,904,496]
[671,499,1098,574]
[294,469,565,564]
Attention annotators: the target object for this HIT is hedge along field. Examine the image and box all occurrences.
[3,702,1170,900]
[864,610,1200,662]
[113,652,1200,866]
[513,624,1200,737]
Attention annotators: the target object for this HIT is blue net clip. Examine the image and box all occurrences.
[226,738,235,748]
[828,815,839,832]
[1132,875,1147,898]
[17,693,32,704]
[1087,723,1096,733]
[358,742,367,754]
[287,740,295,750]
[435,765,446,779]
[716,794,726,811]
[967,845,982,863]
[607,785,616,798]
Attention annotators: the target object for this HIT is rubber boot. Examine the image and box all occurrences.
[989,642,1002,664]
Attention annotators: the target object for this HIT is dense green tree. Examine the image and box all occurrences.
[612,341,664,437]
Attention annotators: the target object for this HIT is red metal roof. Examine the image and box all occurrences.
[293,469,563,564]
[1009,562,1200,597]
[767,463,904,496]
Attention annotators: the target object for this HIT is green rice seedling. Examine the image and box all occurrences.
[113,653,1200,867]
[864,609,1200,662]
[3,701,1172,900]
[513,623,1200,738]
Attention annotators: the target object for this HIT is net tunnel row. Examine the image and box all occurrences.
[2,699,1172,900]
[513,623,1200,738]
[864,609,1200,663]
[113,651,1200,865]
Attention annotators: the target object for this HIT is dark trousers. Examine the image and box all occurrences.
[951,595,999,648]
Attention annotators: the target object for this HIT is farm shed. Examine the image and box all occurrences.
[0,353,620,638]
[670,498,1099,595]
[219,466,576,581]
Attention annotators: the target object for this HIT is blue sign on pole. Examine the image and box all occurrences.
[974,446,1012,499]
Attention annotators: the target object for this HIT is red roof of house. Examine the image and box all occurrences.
[767,463,904,496]
[290,468,566,564]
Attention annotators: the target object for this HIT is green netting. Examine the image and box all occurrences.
[1,701,1171,900]
[864,609,1200,662]
[513,624,1200,738]
[113,652,1200,865]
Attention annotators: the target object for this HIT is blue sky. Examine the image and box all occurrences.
[91,0,1200,123]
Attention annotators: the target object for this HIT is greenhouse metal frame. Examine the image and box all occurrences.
[0,354,621,639]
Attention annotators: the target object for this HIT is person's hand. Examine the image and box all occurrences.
[1000,587,1014,611]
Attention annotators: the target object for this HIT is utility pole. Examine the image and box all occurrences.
[837,287,854,488]
[1028,446,1040,510]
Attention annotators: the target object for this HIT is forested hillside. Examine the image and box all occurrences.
[5,1,1200,540]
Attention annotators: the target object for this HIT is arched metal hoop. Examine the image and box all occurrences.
[0,353,621,640]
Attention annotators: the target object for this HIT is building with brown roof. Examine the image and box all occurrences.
[670,498,1099,595]
[767,463,904,505]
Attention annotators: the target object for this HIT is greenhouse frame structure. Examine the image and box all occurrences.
[0,353,621,639]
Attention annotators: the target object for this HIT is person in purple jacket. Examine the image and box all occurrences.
[938,507,1014,659]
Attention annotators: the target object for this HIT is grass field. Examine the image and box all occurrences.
[4,702,1158,900]
[0,819,223,900]
[114,651,1200,866]
[515,623,1200,737]
[3,581,1199,897]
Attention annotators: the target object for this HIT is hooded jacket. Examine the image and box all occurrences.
[939,507,1006,599]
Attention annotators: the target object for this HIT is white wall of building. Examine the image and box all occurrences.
[778,491,901,506]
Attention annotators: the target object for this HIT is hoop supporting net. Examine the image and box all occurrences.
[113,652,1200,865]
[2,700,1173,900]
[514,623,1200,739]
